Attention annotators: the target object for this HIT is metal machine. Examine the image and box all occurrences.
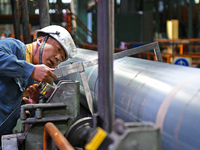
[1,77,161,149]
[2,80,80,150]
[3,42,199,150]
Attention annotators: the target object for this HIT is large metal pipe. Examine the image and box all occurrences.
[62,48,200,150]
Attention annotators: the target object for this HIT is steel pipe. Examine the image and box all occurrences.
[43,122,74,150]
[61,48,200,150]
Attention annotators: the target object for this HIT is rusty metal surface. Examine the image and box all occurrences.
[61,48,200,150]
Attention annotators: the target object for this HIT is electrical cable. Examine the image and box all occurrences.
[0,101,21,128]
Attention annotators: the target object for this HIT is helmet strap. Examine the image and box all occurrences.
[39,35,49,64]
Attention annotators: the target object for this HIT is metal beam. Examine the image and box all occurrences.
[168,0,174,19]
[10,0,20,40]
[198,2,200,38]
[97,0,114,133]
[188,0,194,38]
[38,0,50,28]
[177,0,181,37]
[20,0,31,43]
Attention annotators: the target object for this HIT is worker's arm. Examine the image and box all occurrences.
[0,49,34,80]
[0,38,35,81]
[0,38,57,83]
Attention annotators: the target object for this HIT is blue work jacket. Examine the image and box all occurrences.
[0,38,35,136]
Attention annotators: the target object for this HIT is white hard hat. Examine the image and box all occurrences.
[35,25,77,60]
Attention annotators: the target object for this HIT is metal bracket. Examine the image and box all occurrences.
[1,133,23,150]
[113,42,162,62]
[54,42,162,116]
[54,61,94,116]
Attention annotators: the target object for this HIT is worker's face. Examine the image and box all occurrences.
[39,37,66,68]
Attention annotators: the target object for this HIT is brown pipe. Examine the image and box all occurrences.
[43,122,74,150]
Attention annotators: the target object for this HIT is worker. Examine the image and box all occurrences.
[0,25,77,138]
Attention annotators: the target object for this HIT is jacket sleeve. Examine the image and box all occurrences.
[0,39,35,81]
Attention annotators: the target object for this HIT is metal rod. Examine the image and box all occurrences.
[38,0,50,28]
[168,0,173,19]
[97,0,114,133]
[20,0,31,43]
[177,0,181,37]
[10,0,20,40]
[188,0,194,38]
[21,103,66,110]
[198,2,200,38]
[43,122,75,150]
[20,103,66,120]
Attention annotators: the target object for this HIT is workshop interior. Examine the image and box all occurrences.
[1,0,200,149]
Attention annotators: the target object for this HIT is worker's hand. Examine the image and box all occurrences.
[23,84,40,104]
[30,64,57,82]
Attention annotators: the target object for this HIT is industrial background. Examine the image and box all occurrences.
[1,0,200,150]
[1,0,200,66]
